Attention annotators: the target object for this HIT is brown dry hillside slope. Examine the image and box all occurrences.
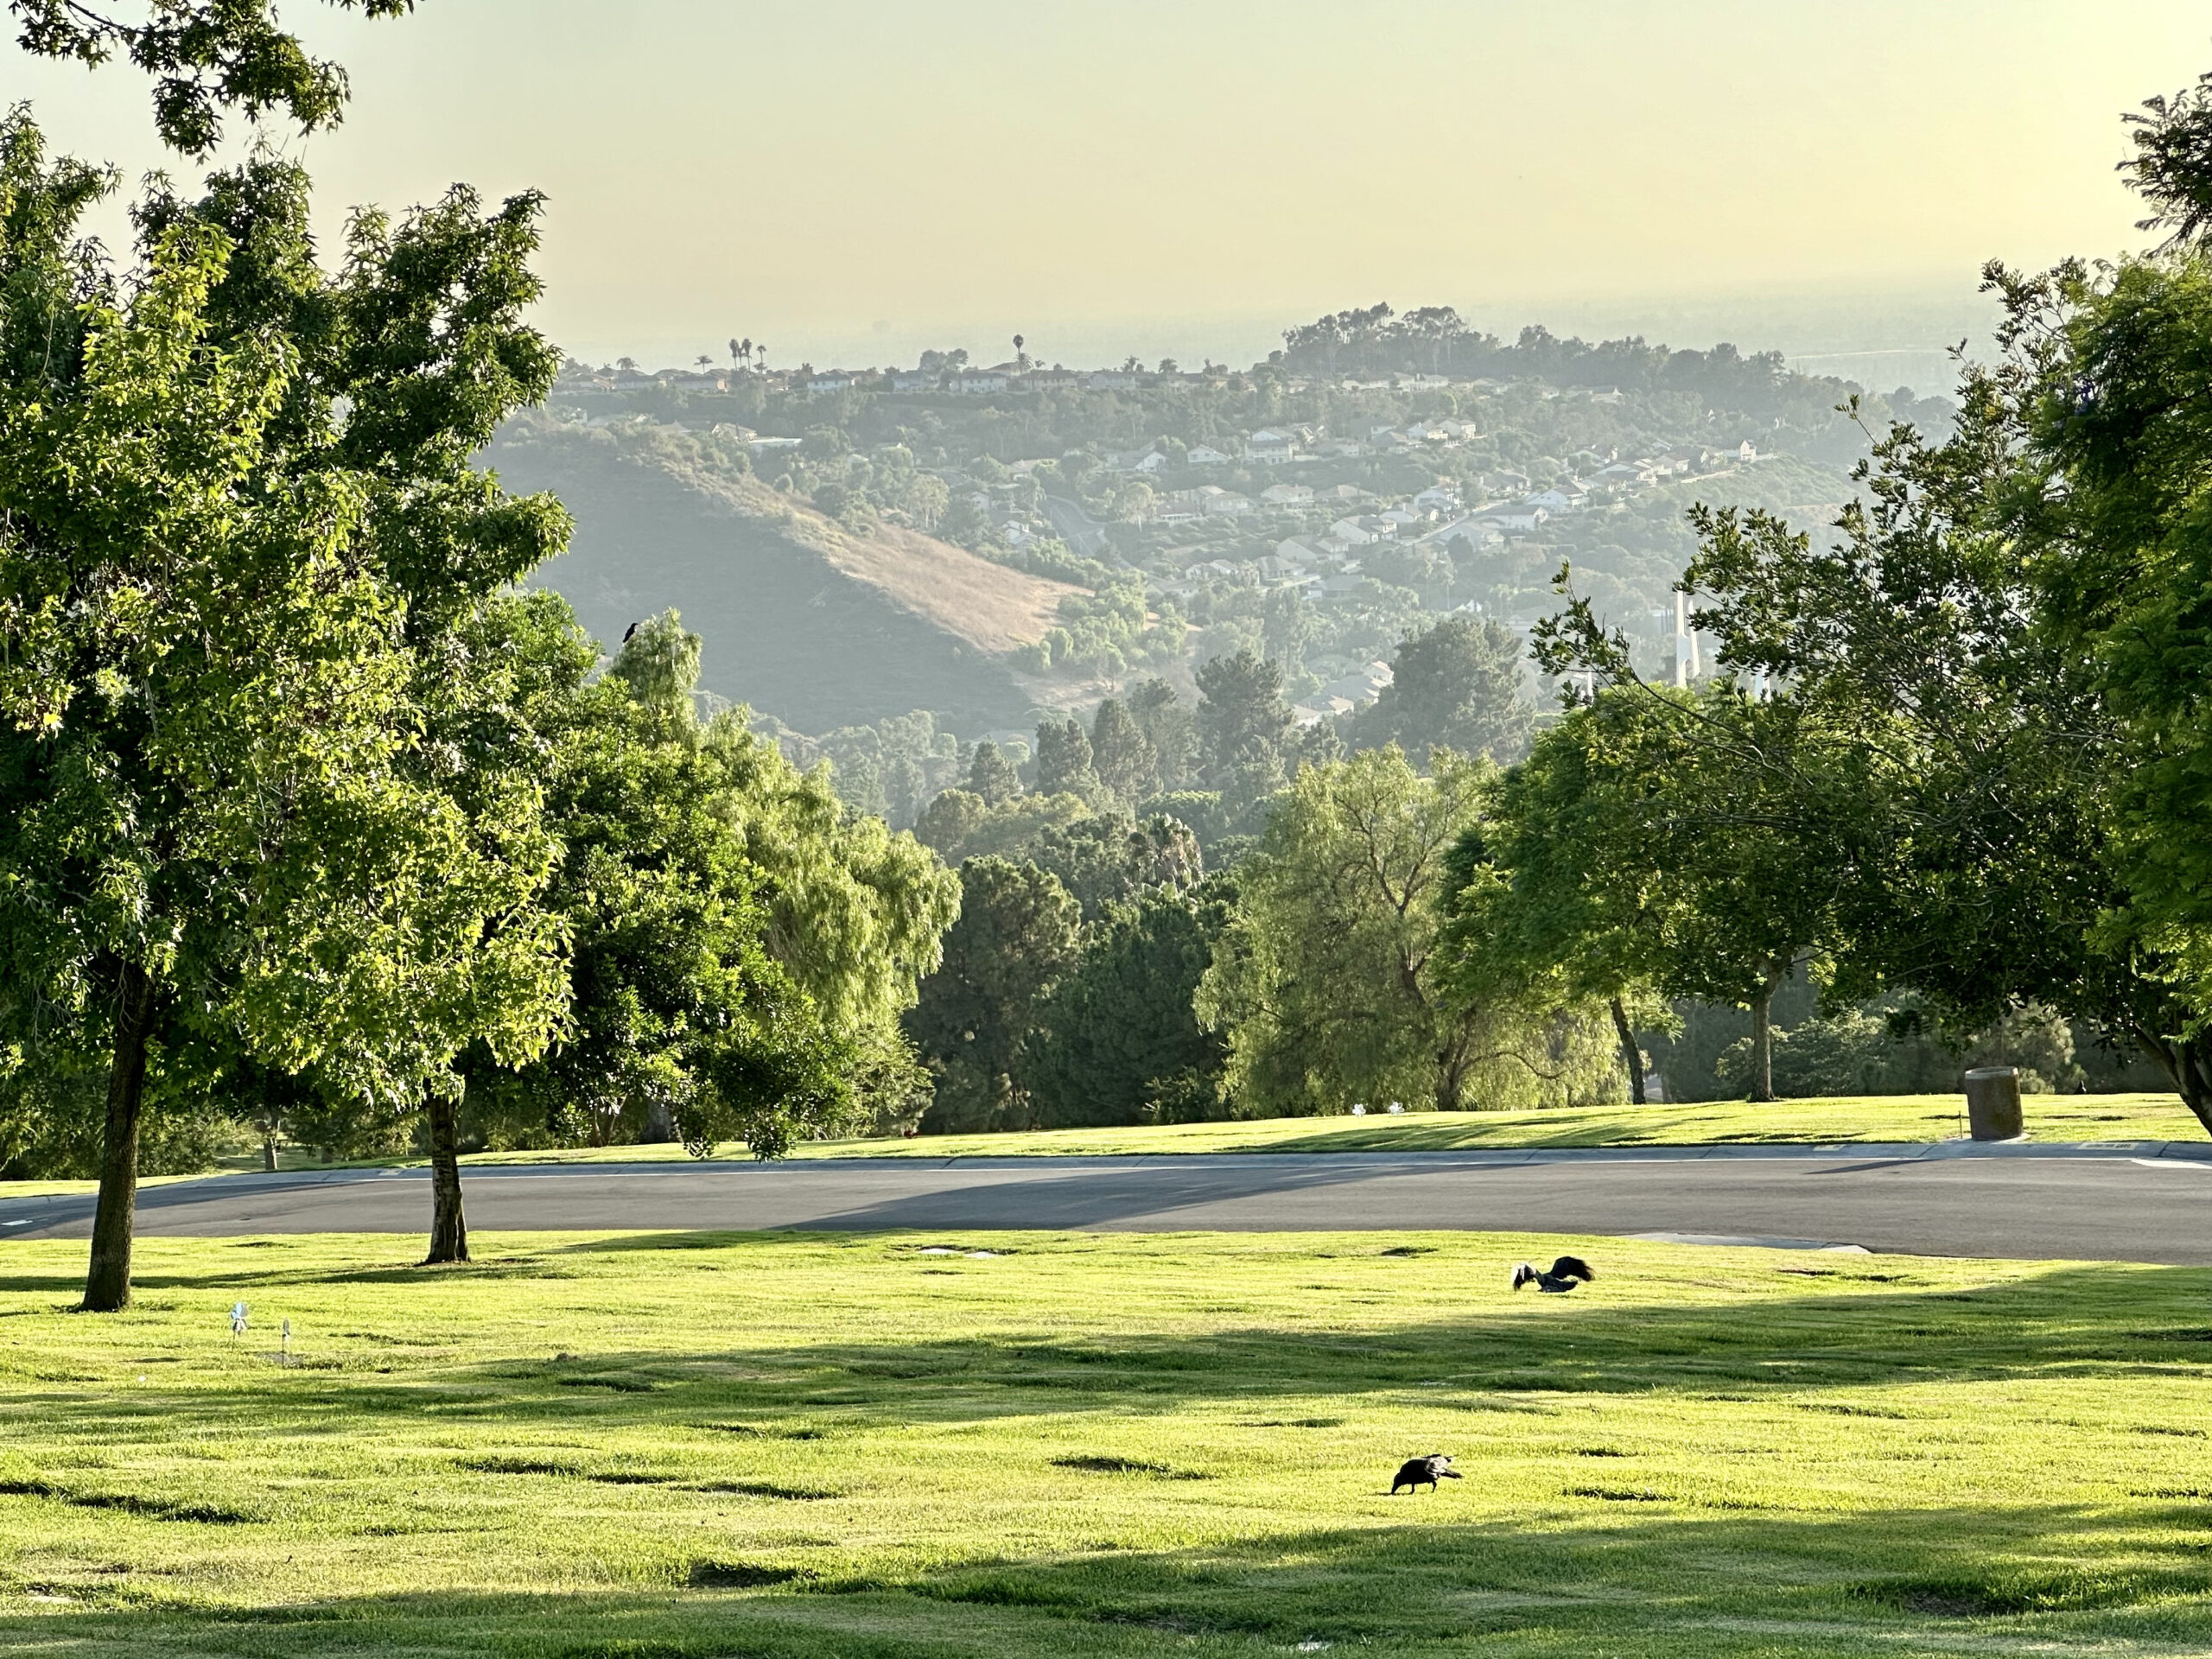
[488,423,1077,732]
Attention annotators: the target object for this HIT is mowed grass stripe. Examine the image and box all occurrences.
[0,1230,2205,1656]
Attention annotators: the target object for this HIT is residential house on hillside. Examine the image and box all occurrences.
[1247,429,1299,464]
[1330,517,1375,546]
[946,372,1009,396]
[1203,491,1255,517]
[1262,483,1315,507]
[1293,659,1395,725]
[1185,444,1231,467]
[1478,505,1547,534]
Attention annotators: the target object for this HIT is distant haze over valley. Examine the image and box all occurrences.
[567,280,2003,410]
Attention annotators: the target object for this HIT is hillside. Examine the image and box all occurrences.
[487,419,1077,733]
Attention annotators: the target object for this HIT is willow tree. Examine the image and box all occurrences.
[1197,747,1617,1115]
[463,613,958,1167]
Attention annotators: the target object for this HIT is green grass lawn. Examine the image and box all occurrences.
[797,1090,2203,1160]
[3,1229,2211,1656]
[328,1090,2189,1172]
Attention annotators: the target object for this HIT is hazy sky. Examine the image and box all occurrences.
[11,3,2211,372]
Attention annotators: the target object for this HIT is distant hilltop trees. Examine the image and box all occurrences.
[1274,302,1809,403]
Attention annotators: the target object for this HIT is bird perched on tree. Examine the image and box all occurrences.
[622,620,640,643]
[1511,1255,1595,1294]
[1390,1454,1461,1495]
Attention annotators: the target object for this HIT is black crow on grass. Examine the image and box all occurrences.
[1390,1454,1461,1495]
[1512,1255,1595,1293]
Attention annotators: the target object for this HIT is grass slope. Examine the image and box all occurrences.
[2,1230,2211,1656]
[318,1090,2189,1173]
[490,423,1074,732]
[89,1090,2197,1185]
[795,1090,2202,1160]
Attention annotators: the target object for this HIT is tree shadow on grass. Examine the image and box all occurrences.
[4,1503,2210,1657]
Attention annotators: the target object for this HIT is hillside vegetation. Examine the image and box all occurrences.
[490,418,1077,732]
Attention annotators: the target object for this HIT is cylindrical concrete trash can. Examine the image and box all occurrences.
[1963,1065,2025,1141]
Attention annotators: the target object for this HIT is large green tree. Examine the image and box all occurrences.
[906,857,1080,1133]
[467,612,957,1160]
[1350,614,1534,766]
[3,6,585,1293]
[1194,648,1294,806]
[0,124,572,1300]
[1197,747,1613,1115]
[1020,883,1233,1128]
[1439,721,1668,1103]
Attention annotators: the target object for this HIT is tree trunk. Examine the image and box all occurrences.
[1749,964,1784,1104]
[262,1134,278,1173]
[424,1088,469,1265]
[1610,996,1646,1106]
[82,962,157,1313]
[2145,1031,2212,1137]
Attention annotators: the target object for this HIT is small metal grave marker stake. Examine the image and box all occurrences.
[230,1301,249,1340]
[282,1319,292,1363]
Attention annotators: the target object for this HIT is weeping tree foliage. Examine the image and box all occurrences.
[1436,716,1674,1105]
[469,612,958,1159]
[1196,747,1619,1116]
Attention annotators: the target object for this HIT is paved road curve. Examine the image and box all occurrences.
[5,1143,2212,1262]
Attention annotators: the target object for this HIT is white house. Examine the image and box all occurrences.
[1262,483,1316,507]
[1185,444,1231,467]
[1330,517,1374,546]
[1204,492,1255,517]
[1736,439,1759,463]
[1247,429,1299,465]
[1478,506,1547,534]
[1413,486,1461,513]
[946,372,1008,396]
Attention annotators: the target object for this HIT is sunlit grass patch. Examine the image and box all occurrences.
[0,1229,2207,1655]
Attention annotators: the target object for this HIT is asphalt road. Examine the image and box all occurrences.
[5,1144,2212,1262]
